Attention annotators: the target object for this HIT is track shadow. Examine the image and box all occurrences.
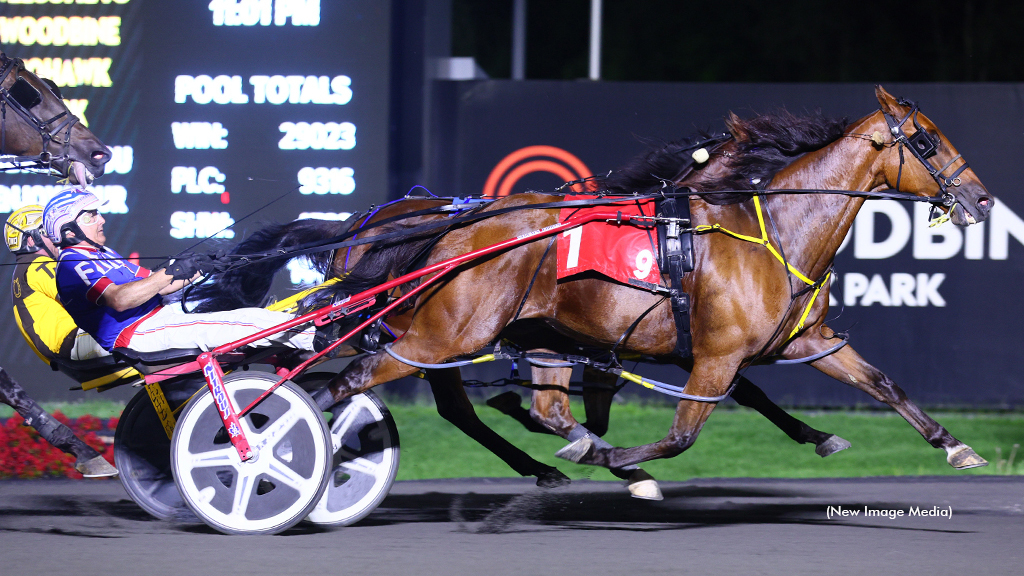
[358,487,974,535]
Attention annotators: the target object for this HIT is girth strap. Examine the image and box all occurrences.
[655,193,695,358]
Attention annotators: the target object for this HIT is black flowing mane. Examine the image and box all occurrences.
[184,219,348,312]
[599,110,850,204]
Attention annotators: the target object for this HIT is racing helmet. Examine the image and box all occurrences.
[42,188,106,248]
[5,205,46,254]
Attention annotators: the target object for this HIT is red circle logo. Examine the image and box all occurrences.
[482,145,592,198]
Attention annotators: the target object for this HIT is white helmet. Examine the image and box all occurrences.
[42,188,106,247]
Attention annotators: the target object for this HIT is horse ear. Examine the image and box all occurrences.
[725,111,749,142]
[875,85,905,117]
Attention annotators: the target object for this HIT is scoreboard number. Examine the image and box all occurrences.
[278,121,356,150]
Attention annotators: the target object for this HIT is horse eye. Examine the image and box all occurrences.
[9,78,42,108]
[908,129,939,159]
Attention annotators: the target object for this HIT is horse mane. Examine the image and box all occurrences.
[599,110,850,205]
[185,219,349,312]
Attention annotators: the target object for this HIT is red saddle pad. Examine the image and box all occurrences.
[556,196,662,287]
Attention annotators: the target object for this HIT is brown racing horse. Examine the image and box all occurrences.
[1,52,114,476]
[312,86,992,474]
[191,201,846,492]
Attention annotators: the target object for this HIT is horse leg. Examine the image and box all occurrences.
[0,368,117,477]
[314,340,573,486]
[792,329,986,469]
[485,391,554,435]
[560,358,739,469]
[426,367,569,487]
[528,363,661,499]
[730,375,851,457]
[484,364,617,436]
[579,365,617,436]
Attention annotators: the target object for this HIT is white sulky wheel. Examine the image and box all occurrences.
[304,382,400,526]
[170,372,331,535]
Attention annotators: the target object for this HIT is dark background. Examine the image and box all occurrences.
[2,1,1022,407]
[453,0,1024,82]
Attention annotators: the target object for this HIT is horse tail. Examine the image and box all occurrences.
[298,222,444,312]
[187,219,350,312]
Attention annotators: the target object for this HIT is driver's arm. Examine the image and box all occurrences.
[99,270,198,311]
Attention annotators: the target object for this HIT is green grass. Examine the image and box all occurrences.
[0,400,124,419]
[390,402,1024,480]
[4,399,1023,479]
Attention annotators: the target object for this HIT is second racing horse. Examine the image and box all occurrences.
[1,51,114,476]
[312,86,992,475]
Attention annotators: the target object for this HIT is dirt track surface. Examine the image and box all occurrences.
[1,476,1022,575]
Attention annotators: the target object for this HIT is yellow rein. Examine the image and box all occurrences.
[693,195,830,340]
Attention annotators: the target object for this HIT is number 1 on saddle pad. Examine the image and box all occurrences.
[556,196,662,287]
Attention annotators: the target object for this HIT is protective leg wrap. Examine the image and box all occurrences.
[22,404,94,458]
[311,386,335,411]
[562,426,639,471]
[23,404,65,445]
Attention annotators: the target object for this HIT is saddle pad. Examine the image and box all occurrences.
[556,196,662,287]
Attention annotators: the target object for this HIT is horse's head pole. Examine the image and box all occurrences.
[875,85,992,226]
[0,51,111,185]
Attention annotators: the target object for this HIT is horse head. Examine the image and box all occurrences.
[0,52,110,185]
[874,85,992,226]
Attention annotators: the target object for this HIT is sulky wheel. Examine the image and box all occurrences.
[170,372,332,535]
[114,378,205,521]
[298,373,400,526]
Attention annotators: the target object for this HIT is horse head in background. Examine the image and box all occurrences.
[0,52,110,185]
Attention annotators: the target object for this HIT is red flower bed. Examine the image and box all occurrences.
[0,412,117,479]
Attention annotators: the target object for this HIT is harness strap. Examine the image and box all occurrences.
[694,194,816,285]
[656,194,695,357]
[692,194,830,346]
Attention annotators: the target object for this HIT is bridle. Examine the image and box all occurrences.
[0,54,80,178]
[882,98,971,217]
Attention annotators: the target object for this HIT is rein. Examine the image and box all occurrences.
[221,185,951,272]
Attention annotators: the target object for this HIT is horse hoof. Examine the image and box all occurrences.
[555,436,594,463]
[947,446,989,470]
[76,455,118,478]
[626,470,663,501]
[815,435,852,458]
[536,469,571,488]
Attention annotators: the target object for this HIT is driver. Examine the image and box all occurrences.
[6,204,108,362]
[43,189,315,353]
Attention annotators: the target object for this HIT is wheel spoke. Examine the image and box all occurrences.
[187,446,238,468]
[256,408,303,447]
[329,404,364,451]
[336,453,385,479]
[266,458,310,491]
[230,470,256,518]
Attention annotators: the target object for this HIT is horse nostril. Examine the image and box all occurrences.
[91,150,110,164]
[978,196,991,209]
